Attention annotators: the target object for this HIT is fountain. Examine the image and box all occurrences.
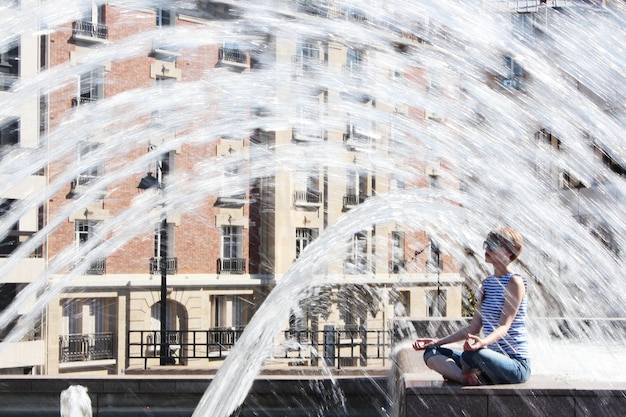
[0,0,624,416]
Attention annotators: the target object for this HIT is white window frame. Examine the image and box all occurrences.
[296,227,318,259]
[221,225,243,260]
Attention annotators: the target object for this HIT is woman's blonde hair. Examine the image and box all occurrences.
[486,227,523,261]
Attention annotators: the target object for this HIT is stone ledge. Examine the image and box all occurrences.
[401,378,626,417]
[394,348,626,417]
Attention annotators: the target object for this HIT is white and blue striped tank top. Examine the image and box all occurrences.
[480,272,529,359]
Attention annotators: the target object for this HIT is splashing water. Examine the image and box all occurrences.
[1,0,625,416]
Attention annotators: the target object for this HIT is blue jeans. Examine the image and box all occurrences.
[423,346,531,384]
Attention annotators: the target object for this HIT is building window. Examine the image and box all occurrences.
[0,118,19,148]
[233,295,253,328]
[512,13,534,38]
[293,169,321,204]
[83,3,106,25]
[428,172,440,189]
[390,231,405,273]
[0,42,19,91]
[60,298,113,363]
[427,289,446,317]
[0,199,18,256]
[75,67,104,106]
[75,220,98,248]
[211,294,252,328]
[74,220,105,274]
[219,226,244,273]
[156,8,173,27]
[345,231,369,274]
[344,168,367,209]
[503,55,524,90]
[62,298,108,335]
[395,291,410,316]
[345,47,364,73]
[76,141,104,187]
[391,173,405,190]
[296,228,318,259]
[428,240,441,273]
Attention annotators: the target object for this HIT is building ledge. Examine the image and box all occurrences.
[59,359,116,370]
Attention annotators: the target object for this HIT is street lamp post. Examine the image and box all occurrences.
[137,171,171,365]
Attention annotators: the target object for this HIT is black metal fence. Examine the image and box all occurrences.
[128,327,391,369]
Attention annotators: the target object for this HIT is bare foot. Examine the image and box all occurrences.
[462,370,482,386]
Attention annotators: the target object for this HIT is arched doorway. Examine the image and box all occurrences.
[150,300,188,364]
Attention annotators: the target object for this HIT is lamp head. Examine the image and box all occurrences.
[137,172,160,190]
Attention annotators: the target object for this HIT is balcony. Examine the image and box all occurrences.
[59,332,114,363]
[86,258,106,275]
[0,73,17,92]
[72,21,108,44]
[343,126,379,150]
[150,257,178,275]
[292,126,325,142]
[389,260,406,274]
[0,46,19,91]
[215,191,247,208]
[70,258,106,275]
[0,231,42,258]
[342,193,366,211]
[293,190,322,208]
[71,96,100,107]
[217,257,246,274]
[218,47,248,71]
[68,174,106,199]
[343,258,373,275]
[487,0,570,13]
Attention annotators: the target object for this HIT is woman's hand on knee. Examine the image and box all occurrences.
[463,334,485,351]
[413,338,437,350]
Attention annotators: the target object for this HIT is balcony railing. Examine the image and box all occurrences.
[389,260,406,273]
[343,126,379,150]
[292,126,325,142]
[217,257,246,274]
[71,96,100,107]
[218,48,248,69]
[150,257,178,275]
[343,258,373,275]
[293,190,322,207]
[59,332,114,363]
[72,21,108,40]
[0,73,18,91]
[215,191,247,208]
[0,231,42,258]
[342,193,366,211]
[86,258,106,275]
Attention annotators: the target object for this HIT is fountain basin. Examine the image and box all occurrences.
[1,364,626,417]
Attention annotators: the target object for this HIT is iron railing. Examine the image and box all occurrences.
[72,21,108,39]
[59,332,114,363]
[128,327,391,369]
[343,193,366,210]
[218,48,247,65]
[150,257,178,275]
[217,257,246,274]
[293,190,322,205]
[86,258,106,275]
[128,328,245,368]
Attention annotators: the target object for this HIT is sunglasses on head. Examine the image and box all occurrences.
[483,240,501,251]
